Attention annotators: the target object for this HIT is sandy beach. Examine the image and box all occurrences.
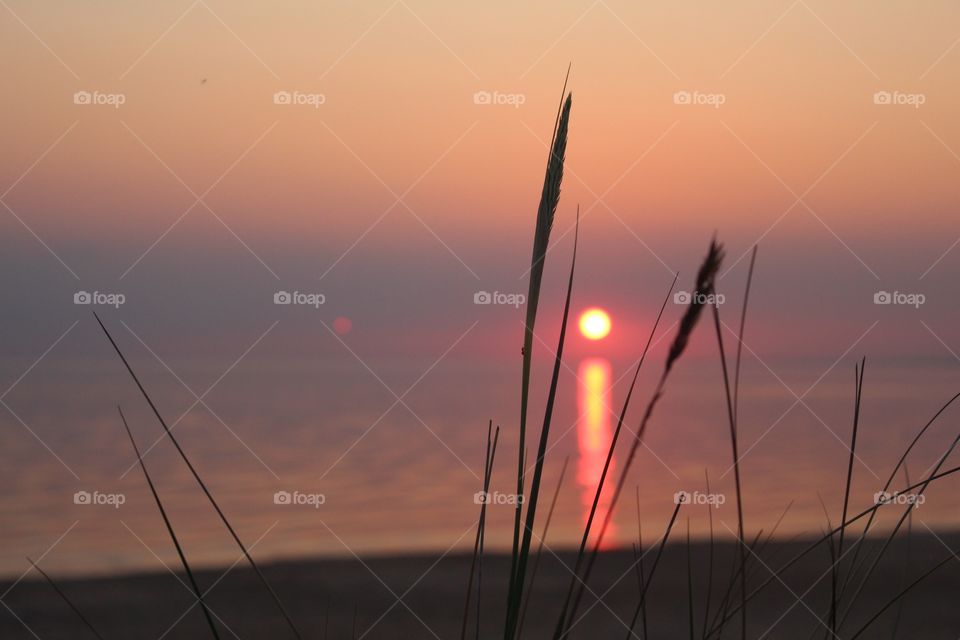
[4,534,957,639]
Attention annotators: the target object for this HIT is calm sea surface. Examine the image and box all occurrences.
[2,353,959,577]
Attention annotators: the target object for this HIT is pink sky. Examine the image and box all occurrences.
[3,0,960,576]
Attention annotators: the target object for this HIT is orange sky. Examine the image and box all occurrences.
[2,0,960,359]
[4,1,960,238]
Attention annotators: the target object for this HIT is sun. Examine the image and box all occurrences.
[579,308,611,340]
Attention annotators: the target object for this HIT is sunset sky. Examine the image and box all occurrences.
[2,0,960,361]
[3,0,960,575]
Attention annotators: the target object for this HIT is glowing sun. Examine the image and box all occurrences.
[579,308,611,340]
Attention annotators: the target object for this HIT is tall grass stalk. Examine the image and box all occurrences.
[718,516,799,638]
[710,530,764,639]
[324,600,330,640]
[474,429,497,640]
[558,241,724,638]
[26,557,105,640]
[118,406,221,640]
[634,491,649,640]
[709,246,755,640]
[516,455,570,638]
[623,501,683,639]
[550,271,677,635]
[817,493,838,639]
[889,465,913,639]
[731,247,756,426]
[460,421,499,640]
[701,469,716,639]
[93,312,303,640]
[838,418,960,628]
[686,519,695,640]
[507,71,572,622]
[829,360,865,636]
[506,205,579,639]
[630,543,649,639]
[705,460,960,637]
[837,389,960,600]
[849,554,953,639]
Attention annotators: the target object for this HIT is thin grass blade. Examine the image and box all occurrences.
[508,73,573,615]
[622,501,683,639]
[551,270,678,636]
[26,557,105,640]
[559,240,724,638]
[849,554,952,640]
[461,421,499,640]
[93,312,303,639]
[705,460,960,637]
[517,455,569,638]
[118,406,221,640]
[507,204,578,638]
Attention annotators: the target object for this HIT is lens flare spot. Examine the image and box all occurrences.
[333,316,352,335]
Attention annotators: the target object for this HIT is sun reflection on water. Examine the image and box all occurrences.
[577,357,617,547]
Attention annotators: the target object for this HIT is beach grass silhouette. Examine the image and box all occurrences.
[15,77,960,640]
